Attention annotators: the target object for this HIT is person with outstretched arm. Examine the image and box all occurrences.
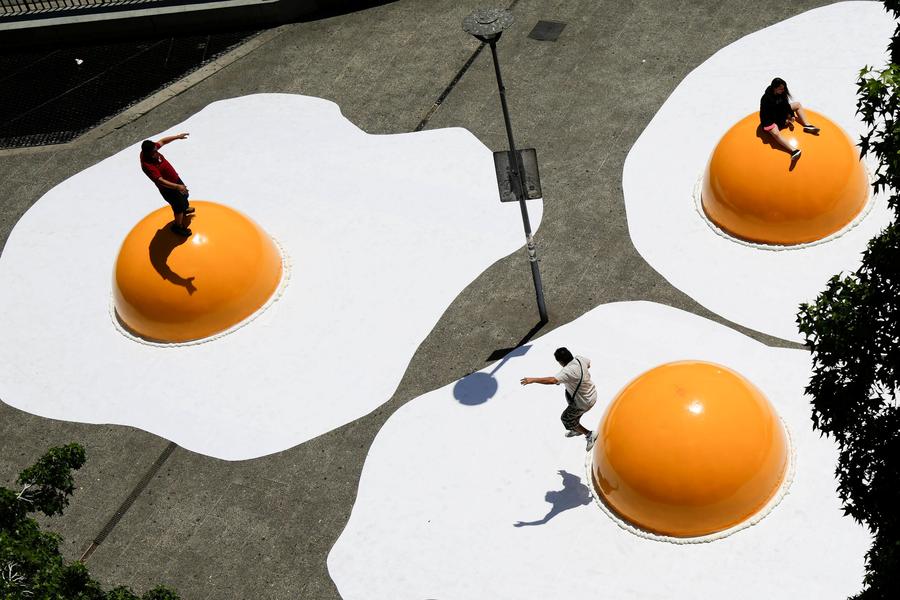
[521,347,599,451]
[139,132,195,237]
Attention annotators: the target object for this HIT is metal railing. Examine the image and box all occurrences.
[0,0,207,19]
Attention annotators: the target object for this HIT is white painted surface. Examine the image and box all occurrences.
[328,302,869,599]
[0,94,542,460]
[623,1,894,342]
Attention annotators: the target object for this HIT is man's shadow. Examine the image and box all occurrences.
[148,221,197,295]
[755,124,800,171]
[513,470,592,527]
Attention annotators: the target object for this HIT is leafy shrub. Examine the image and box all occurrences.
[0,444,180,599]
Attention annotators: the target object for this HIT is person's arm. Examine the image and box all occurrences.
[156,177,187,193]
[759,95,775,127]
[141,158,187,193]
[520,376,559,386]
[157,132,189,146]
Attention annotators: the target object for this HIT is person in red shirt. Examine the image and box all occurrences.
[140,132,195,236]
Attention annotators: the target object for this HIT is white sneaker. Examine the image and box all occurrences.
[585,431,597,451]
[565,430,581,438]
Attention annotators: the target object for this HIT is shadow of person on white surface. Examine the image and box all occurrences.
[148,223,197,295]
[513,470,592,527]
[453,344,532,406]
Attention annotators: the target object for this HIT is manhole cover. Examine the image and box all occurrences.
[528,20,566,42]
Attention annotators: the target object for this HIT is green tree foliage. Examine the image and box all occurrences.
[797,3,900,598]
[0,444,180,600]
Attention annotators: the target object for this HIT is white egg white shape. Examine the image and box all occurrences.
[623,1,894,342]
[328,301,869,599]
[0,94,542,460]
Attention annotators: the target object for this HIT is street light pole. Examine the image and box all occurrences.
[487,40,547,322]
[463,8,548,323]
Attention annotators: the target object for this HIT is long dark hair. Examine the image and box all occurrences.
[765,77,791,101]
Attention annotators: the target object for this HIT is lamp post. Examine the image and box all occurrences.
[463,7,548,323]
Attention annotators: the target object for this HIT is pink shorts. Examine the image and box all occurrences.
[763,123,778,132]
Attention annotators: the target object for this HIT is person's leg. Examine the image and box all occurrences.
[766,127,794,152]
[561,405,590,437]
[766,126,802,159]
[179,180,195,214]
[163,189,192,235]
[161,190,183,226]
[562,405,597,450]
[790,102,819,132]
[170,211,190,236]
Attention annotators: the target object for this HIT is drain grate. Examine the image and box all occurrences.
[79,441,178,562]
[0,30,258,149]
[528,20,566,42]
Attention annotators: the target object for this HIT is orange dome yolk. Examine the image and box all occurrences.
[113,201,282,343]
[591,361,789,538]
[701,111,868,245]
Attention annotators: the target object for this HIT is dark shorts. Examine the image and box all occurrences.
[561,402,587,431]
[158,182,189,215]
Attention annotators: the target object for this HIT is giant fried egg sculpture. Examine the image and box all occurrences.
[623,1,894,341]
[328,301,868,599]
[0,94,542,460]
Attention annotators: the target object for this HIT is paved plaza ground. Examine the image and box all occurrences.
[0,0,841,597]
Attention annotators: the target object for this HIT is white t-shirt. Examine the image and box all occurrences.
[555,356,597,411]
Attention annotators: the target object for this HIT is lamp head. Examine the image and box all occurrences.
[463,8,514,43]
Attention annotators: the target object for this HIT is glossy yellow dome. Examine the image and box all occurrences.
[113,201,282,343]
[701,111,868,244]
[590,361,789,538]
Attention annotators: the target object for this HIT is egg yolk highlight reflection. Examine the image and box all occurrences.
[701,111,868,244]
[590,361,789,538]
[113,201,282,343]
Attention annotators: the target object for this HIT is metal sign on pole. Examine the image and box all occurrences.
[493,148,542,203]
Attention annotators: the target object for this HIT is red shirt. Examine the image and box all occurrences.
[140,142,181,189]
